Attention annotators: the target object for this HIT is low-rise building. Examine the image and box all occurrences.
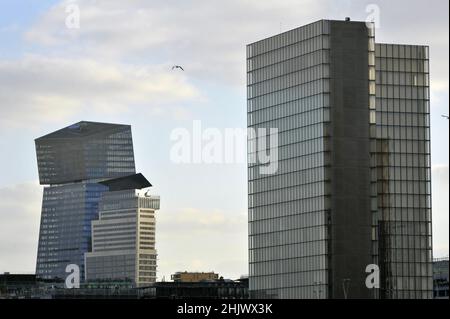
[433,257,449,299]
[171,271,219,283]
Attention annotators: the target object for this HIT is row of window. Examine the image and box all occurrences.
[384,277,433,295]
[377,236,432,251]
[249,240,327,262]
[94,242,136,250]
[94,236,135,244]
[249,139,327,166]
[139,265,156,271]
[248,123,326,156]
[139,271,156,277]
[375,44,429,60]
[139,254,156,260]
[250,270,328,291]
[376,85,429,100]
[376,71,429,87]
[248,152,328,180]
[138,277,156,283]
[247,20,327,58]
[376,208,431,223]
[376,167,431,182]
[378,220,431,236]
[250,255,327,280]
[248,35,328,72]
[377,195,430,210]
[381,248,432,264]
[249,182,328,209]
[376,139,430,155]
[140,236,155,241]
[376,180,431,195]
[250,208,326,229]
[248,64,328,98]
[374,155,430,171]
[93,221,136,229]
[248,80,329,110]
[248,50,329,85]
[248,165,327,194]
[249,109,329,134]
[249,194,329,220]
[383,262,432,278]
[249,226,327,249]
[375,58,429,73]
[376,126,430,142]
[138,198,160,209]
[376,98,429,114]
[248,95,328,125]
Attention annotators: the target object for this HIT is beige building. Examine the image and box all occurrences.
[85,174,160,287]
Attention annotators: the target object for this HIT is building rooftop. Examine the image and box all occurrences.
[35,121,130,141]
[98,173,152,191]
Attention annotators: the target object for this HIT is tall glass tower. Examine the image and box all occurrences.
[35,121,136,281]
[247,20,432,299]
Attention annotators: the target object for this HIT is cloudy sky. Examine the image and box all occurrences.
[0,0,448,280]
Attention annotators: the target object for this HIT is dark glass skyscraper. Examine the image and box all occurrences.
[247,20,432,299]
[35,121,136,281]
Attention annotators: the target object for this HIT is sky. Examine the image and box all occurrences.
[0,0,448,280]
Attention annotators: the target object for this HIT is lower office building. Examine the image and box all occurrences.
[171,271,219,282]
[85,174,160,287]
[141,278,249,299]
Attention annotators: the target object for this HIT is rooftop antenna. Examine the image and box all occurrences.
[345,17,351,22]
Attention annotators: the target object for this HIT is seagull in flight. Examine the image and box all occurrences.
[172,65,184,71]
[442,115,449,120]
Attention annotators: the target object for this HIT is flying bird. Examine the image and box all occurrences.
[442,115,449,120]
[172,65,184,71]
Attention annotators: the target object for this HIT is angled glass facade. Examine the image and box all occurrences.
[247,20,433,299]
[35,121,137,281]
[36,183,108,280]
[36,122,135,185]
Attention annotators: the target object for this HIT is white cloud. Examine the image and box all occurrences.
[0,55,202,129]
[24,0,327,85]
[23,0,449,93]
[0,181,42,274]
